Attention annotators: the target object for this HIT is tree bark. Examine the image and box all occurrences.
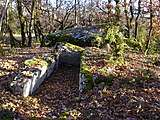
[135,0,141,39]
[75,0,77,27]
[7,25,17,48]
[115,0,120,26]
[124,0,130,38]
[17,0,26,47]
[35,0,44,47]
[130,0,134,26]
[124,0,133,38]
[146,0,153,50]
[107,0,112,23]
[0,0,10,41]
[28,0,36,47]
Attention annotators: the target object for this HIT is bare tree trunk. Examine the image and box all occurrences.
[56,0,58,9]
[25,19,29,38]
[124,0,134,38]
[17,0,26,47]
[6,2,15,48]
[34,20,38,41]
[75,0,77,26]
[130,0,134,24]
[0,0,10,40]
[107,0,112,23]
[115,0,120,26]
[7,25,17,48]
[146,0,153,50]
[35,0,44,47]
[28,0,36,47]
[124,0,130,38]
[135,0,141,39]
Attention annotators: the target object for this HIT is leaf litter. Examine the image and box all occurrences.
[0,47,159,119]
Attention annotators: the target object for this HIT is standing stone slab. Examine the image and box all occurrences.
[79,73,87,93]
[56,42,84,66]
[59,51,82,66]
[79,47,110,93]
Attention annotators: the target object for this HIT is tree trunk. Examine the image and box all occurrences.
[124,0,130,38]
[35,0,44,47]
[7,25,16,48]
[6,3,15,48]
[17,0,26,47]
[107,0,112,23]
[34,21,38,41]
[56,0,58,9]
[146,0,153,50]
[135,0,141,39]
[28,0,36,47]
[129,0,134,25]
[0,0,10,41]
[75,0,77,27]
[115,0,120,26]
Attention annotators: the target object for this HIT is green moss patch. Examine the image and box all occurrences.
[64,42,85,51]
[45,25,106,47]
[80,61,94,92]
[45,33,75,47]
[24,59,48,68]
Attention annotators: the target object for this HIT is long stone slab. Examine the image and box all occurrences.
[10,56,56,97]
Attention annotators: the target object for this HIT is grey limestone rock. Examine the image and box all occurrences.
[59,51,82,66]
[56,42,83,66]
[79,73,87,93]
[10,56,57,97]
[10,68,41,97]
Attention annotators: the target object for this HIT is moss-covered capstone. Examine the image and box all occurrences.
[45,25,106,47]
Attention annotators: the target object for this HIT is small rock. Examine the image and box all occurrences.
[52,115,57,119]
[45,95,51,100]
[82,109,99,119]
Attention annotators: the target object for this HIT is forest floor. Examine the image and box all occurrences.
[0,46,160,120]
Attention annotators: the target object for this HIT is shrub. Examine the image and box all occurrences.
[105,26,129,56]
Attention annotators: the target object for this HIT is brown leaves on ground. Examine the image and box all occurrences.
[0,47,160,119]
